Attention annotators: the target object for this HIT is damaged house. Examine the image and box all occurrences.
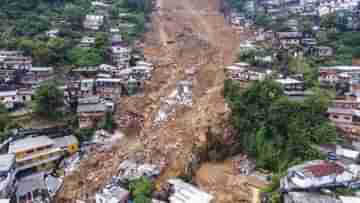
[77,96,113,128]
[166,179,214,203]
[95,182,129,203]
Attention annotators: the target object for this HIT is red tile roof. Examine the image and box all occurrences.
[304,162,344,177]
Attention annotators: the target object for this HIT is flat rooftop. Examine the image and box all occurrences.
[9,136,54,154]
[319,66,360,72]
[0,154,15,172]
[276,78,303,84]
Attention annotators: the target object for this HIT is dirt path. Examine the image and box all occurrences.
[57,0,250,201]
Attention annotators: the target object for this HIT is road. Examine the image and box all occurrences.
[56,0,250,201]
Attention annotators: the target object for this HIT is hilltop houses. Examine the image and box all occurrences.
[108,44,131,69]
[77,96,113,128]
[318,66,360,87]
[0,51,32,70]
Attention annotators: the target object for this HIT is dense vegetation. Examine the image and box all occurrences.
[34,81,64,120]
[224,79,337,172]
[129,177,153,203]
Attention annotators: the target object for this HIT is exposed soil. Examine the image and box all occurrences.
[56,0,254,201]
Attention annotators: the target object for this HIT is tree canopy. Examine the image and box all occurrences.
[34,81,64,120]
[129,177,153,203]
[225,79,337,171]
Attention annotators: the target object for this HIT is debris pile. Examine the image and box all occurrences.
[118,111,145,129]
[60,153,82,175]
[92,130,124,145]
[117,160,161,183]
[154,80,193,126]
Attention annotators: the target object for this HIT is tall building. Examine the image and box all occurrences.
[8,136,64,172]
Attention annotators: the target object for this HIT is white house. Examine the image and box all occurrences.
[282,160,360,191]
[167,179,214,203]
[95,184,129,203]
[83,15,104,30]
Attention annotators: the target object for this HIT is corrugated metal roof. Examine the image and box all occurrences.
[77,102,107,113]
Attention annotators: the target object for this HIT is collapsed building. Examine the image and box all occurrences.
[166,179,214,203]
[77,96,114,129]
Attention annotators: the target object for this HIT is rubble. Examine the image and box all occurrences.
[60,153,82,175]
[56,0,246,200]
[95,182,129,203]
[154,80,193,126]
[16,173,51,203]
[167,178,214,203]
[117,160,160,183]
[92,130,124,145]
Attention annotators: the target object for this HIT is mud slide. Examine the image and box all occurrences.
[57,0,250,201]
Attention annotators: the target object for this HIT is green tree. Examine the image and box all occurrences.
[34,81,64,120]
[63,4,86,29]
[226,80,336,171]
[129,177,153,203]
[98,112,117,132]
[67,47,104,67]
[288,56,317,87]
[33,44,53,65]
[0,104,10,132]
[254,12,272,28]
[124,0,152,13]
[74,128,95,142]
[321,13,337,29]
[95,32,108,50]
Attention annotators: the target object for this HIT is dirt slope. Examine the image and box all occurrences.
[57,0,250,201]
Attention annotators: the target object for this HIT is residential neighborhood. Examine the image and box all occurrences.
[0,0,360,202]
